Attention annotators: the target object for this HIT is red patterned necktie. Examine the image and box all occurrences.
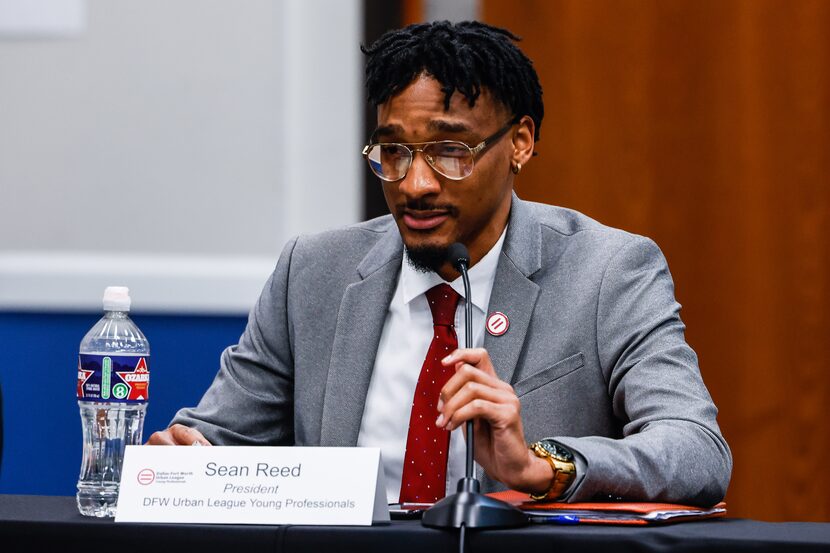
[399,283,461,503]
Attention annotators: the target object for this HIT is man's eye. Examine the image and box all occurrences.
[434,144,469,157]
[380,145,405,157]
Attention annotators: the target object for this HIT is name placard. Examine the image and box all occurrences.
[115,446,389,525]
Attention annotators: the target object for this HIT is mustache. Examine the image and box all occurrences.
[396,199,458,216]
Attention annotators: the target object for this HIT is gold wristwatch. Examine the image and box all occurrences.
[529,439,576,501]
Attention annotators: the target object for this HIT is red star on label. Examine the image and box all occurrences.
[115,357,150,401]
[486,312,509,336]
[77,359,94,398]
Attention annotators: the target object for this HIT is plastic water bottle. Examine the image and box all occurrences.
[76,286,150,517]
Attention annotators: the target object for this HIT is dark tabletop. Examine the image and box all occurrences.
[1,495,828,553]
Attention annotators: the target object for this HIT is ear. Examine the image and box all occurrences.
[511,115,535,168]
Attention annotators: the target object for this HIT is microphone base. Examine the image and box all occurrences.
[421,478,528,529]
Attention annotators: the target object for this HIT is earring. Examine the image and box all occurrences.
[511,162,522,174]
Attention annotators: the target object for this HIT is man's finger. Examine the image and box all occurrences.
[175,425,212,446]
[441,363,500,397]
[443,398,519,432]
[438,381,516,429]
[146,425,211,446]
[146,430,176,445]
[440,362,513,404]
[441,348,495,376]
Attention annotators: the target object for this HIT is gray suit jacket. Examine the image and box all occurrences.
[173,196,731,506]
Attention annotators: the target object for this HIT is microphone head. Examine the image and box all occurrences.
[446,242,470,270]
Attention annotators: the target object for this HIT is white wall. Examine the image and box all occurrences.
[0,0,362,314]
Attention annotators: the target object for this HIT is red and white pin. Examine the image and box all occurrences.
[486,312,509,336]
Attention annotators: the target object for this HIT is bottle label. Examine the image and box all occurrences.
[77,354,150,403]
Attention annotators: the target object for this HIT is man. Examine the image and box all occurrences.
[149,21,731,506]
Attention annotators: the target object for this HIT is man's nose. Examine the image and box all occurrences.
[398,151,441,198]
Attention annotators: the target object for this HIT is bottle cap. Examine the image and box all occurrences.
[103,286,131,312]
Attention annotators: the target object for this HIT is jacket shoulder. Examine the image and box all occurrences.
[524,201,631,240]
[514,200,667,279]
[285,215,399,277]
[293,214,394,251]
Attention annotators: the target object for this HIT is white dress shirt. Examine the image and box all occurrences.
[357,229,507,503]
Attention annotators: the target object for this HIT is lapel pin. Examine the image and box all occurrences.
[486,312,509,336]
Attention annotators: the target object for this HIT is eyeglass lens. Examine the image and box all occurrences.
[365,142,474,181]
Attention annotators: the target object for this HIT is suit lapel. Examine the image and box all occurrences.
[484,258,540,386]
[319,227,402,447]
[484,196,542,387]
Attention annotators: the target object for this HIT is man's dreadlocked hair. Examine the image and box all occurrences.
[362,20,544,141]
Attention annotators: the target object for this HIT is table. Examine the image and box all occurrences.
[1,495,828,553]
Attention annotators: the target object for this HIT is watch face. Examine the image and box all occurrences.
[540,440,574,462]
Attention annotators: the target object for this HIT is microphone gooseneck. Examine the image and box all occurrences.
[421,243,528,529]
[446,243,474,479]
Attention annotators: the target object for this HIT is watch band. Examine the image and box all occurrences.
[528,440,577,501]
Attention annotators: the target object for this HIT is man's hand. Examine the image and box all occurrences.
[146,424,212,446]
[436,348,553,495]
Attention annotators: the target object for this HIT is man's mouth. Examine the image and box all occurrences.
[401,209,450,231]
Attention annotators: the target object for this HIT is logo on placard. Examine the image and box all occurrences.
[137,468,156,485]
[486,312,509,336]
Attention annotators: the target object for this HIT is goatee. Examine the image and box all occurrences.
[405,245,449,273]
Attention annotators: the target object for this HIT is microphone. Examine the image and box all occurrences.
[446,243,473,347]
[446,242,470,272]
[421,243,527,530]
[445,243,475,480]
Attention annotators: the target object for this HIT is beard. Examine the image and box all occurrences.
[397,198,458,273]
[405,244,449,273]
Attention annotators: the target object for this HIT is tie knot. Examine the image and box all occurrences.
[426,283,460,326]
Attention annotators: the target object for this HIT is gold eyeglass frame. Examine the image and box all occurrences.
[362,121,515,182]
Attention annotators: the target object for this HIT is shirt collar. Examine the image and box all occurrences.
[400,227,508,313]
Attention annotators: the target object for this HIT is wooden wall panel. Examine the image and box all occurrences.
[482,0,830,521]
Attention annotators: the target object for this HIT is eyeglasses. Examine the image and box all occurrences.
[362,121,514,182]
